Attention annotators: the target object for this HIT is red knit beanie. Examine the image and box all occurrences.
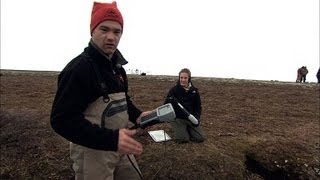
[90,1,123,34]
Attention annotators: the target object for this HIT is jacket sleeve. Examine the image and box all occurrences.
[120,67,142,124]
[164,87,177,104]
[126,93,142,124]
[50,63,119,151]
[192,90,202,121]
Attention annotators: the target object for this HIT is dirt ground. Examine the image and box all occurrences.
[0,70,319,180]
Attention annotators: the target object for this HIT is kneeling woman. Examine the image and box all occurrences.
[164,68,205,143]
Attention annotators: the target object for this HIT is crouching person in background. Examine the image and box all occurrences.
[164,68,205,144]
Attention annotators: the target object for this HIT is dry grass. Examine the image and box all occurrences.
[0,70,319,179]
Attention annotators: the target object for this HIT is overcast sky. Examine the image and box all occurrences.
[1,0,319,82]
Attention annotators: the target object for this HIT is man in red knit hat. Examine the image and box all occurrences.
[51,1,151,179]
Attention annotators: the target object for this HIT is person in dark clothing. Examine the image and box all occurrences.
[164,68,205,143]
[296,67,302,83]
[300,66,309,83]
[50,1,151,179]
[316,68,320,83]
[297,66,309,83]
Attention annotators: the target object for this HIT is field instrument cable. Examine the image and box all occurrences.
[150,127,169,180]
[128,103,176,179]
[127,154,143,179]
[128,100,200,179]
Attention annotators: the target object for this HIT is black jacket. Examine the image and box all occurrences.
[164,82,202,121]
[50,42,141,151]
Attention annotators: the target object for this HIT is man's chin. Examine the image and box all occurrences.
[104,49,116,56]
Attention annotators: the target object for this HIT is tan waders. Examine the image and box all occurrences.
[70,93,142,180]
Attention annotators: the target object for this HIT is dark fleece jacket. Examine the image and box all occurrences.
[50,42,141,151]
[164,81,202,122]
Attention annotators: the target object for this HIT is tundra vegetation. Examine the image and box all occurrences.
[0,70,319,179]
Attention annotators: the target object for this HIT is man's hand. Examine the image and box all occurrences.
[135,111,154,131]
[136,111,154,124]
[118,129,143,155]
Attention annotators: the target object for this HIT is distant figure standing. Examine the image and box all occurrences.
[317,68,320,83]
[296,68,302,82]
[296,66,309,83]
[300,66,309,83]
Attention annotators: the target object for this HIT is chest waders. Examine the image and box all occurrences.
[70,59,142,180]
[70,94,142,180]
